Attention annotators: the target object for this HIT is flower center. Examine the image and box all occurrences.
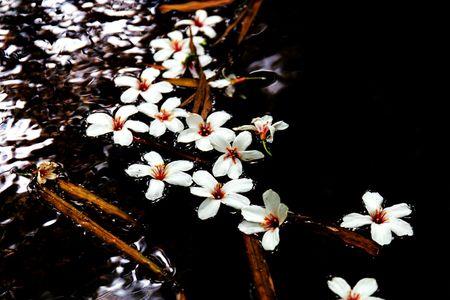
[371,209,388,224]
[262,213,280,231]
[348,292,361,300]
[225,146,240,163]
[193,17,204,27]
[211,183,225,199]
[258,124,270,140]
[151,164,167,180]
[113,117,125,131]
[139,80,151,91]
[198,122,213,137]
[171,40,183,52]
[156,109,172,122]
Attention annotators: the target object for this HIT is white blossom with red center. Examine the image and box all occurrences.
[209,74,246,97]
[138,97,187,137]
[36,161,58,184]
[86,105,149,146]
[177,111,235,151]
[125,151,193,201]
[162,51,213,79]
[150,30,205,62]
[234,115,289,143]
[238,189,288,251]
[190,170,253,220]
[340,191,413,245]
[175,9,223,38]
[328,277,384,300]
[114,67,173,104]
[210,131,264,179]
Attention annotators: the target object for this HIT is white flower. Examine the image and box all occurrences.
[36,161,59,184]
[340,191,413,246]
[209,74,245,97]
[150,30,205,62]
[138,97,187,137]
[114,68,173,104]
[234,115,289,143]
[177,111,235,151]
[327,277,384,300]
[86,105,149,146]
[238,189,288,251]
[211,131,264,179]
[162,51,212,79]
[175,9,223,38]
[125,151,193,201]
[190,170,253,220]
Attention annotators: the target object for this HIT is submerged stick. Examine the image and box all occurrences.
[159,0,235,13]
[57,179,136,224]
[289,213,380,256]
[38,187,168,279]
[243,234,276,300]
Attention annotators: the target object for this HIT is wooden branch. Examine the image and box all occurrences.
[288,213,380,256]
[243,234,276,300]
[57,179,136,224]
[159,0,235,13]
[38,187,169,280]
[165,78,199,88]
[213,5,248,46]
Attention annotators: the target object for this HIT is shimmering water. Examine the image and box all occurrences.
[1,1,435,299]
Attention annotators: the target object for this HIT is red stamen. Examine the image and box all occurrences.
[156,110,172,122]
[113,117,125,131]
[348,292,361,300]
[225,146,241,163]
[371,209,388,224]
[258,124,269,140]
[171,40,183,52]
[151,164,167,180]
[193,17,203,27]
[139,80,150,91]
[198,122,213,137]
[262,213,280,231]
[211,183,225,200]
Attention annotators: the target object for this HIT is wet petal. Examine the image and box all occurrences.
[210,134,230,153]
[273,121,289,130]
[212,154,232,177]
[362,191,384,215]
[165,118,184,133]
[150,38,171,49]
[192,170,217,189]
[115,105,138,121]
[87,113,113,126]
[195,137,213,151]
[341,213,373,228]
[353,278,378,297]
[201,26,216,38]
[161,97,181,111]
[167,160,194,173]
[167,30,183,41]
[113,128,133,146]
[190,187,212,198]
[141,68,160,82]
[222,193,250,209]
[209,79,230,88]
[143,151,164,166]
[178,128,201,143]
[207,111,231,128]
[327,277,352,298]
[186,113,204,128]
[175,19,194,27]
[370,223,393,245]
[195,9,208,22]
[149,120,167,137]
[154,49,175,62]
[233,131,252,151]
[384,203,412,219]
[125,164,152,177]
[212,128,235,142]
[165,171,192,186]
[151,81,173,93]
[124,120,149,133]
[198,54,212,67]
[261,229,280,251]
[198,198,221,220]
[263,189,281,214]
[241,205,266,223]
[140,89,162,103]
[145,179,165,201]
[277,203,289,224]
[204,15,223,25]
[240,150,264,161]
[138,102,159,117]
[388,218,413,237]
[86,124,113,137]
[120,87,140,103]
[238,221,266,234]
[114,76,139,87]
[222,178,253,193]
[233,125,256,131]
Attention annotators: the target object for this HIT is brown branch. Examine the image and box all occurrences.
[213,5,248,46]
[159,0,235,13]
[288,213,380,256]
[243,234,276,300]
[37,187,169,280]
[165,78,199,88]
[56,179,136,224]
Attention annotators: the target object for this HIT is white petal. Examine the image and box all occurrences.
[327,277,351,298]
[161,97,181,111]
[141,68,160,82]
[172,108,188,118]
[186,113,204,128]
[154,49,174,61]
[124,120,149,132]
[113,128,133,146]
[213,128,235,142]
[195,10,208,22]
[277,203,289,224]
[196,137,213,151]
[212,154,232,177]
[114,76,139,87]
[192,170,217,189]
[190,187,212,198]
[204,15,223,25]
[263,189,281,214]
[198,198,221,220]
[233,125,256,131]
[150,38,171,49]
[241,205,266,223]
[86,124,113,137]
[222,178,253,193]
[227,159,242,179]
[384,203,412,219]
[143,151,164,166]
[261,229,280,251]
[362,191,384,215]
[125,164,152,177]
[388,218,413,237]
[87,113,113,125]
[201,26,217,38]
[353,278,378,297]
[167,160,193,172]
[145,179,165,201]
[151,81,173,93]
[115,105,138,120]
[222,193,250,209]
[138,102,159,117]
[370,223,393,245]
[209,79,230,88]
[175,19,194,27]
[178,128,201,143]
[207,111,231,128]
[238,221,266,234]
[165,118,184,133]
[233,131,252,151]
[167,30,183,41]
[341,213,373,228]
[198,54,212,67]
[272,121,289,130]
[240,150,264,161]
[210,134,230,153]
[149,120,167,137]
[165,171,192,186]
[120,87,140,103]
[140,89,162,103]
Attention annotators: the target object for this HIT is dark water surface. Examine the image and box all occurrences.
[1,1,441,299]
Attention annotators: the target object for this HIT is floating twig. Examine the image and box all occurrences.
[165,77,199,88]
[159,0,235,13]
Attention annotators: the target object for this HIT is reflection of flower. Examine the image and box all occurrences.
[177,112,235,151]
[234,115,289,143]
[150,30,205,61]
[36,161,59,184]
[190,170,253,220]
[211,131,264,179]
[138,97,187,137]
[114,68,173,103]
[238,189,288,251]
[328,277,384,300]
[175,10,223,38]
[125,151,193,201]
[340,191,413,245]
[86,105,149,146]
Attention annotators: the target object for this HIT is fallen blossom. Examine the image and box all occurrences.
[175,9,223,38]
[234,115,289,143]
[328,277,384,300]
[162,51,212,78]
[36,161,59,184]
[209,74,246,97]
[150,30,205,62]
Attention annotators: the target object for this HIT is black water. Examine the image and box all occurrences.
[1,1,442,299]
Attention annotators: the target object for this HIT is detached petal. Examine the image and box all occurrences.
[341,213,373,228]
[222,178,253,193]
[327,277,352,298]
[362,191,384,215]
[143,151,164,166]
[238,221,266,234]
[125,164,152,177]
[113,128,133,146]
[261,229,280,251]
[241,205,266,223]
[198,198,221,220]
[233,131,252,151]
[370,223,393,245]
[165,171,192,187]
[145,179,165,201]
[353,278,378,297]
[192,170,217,189]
